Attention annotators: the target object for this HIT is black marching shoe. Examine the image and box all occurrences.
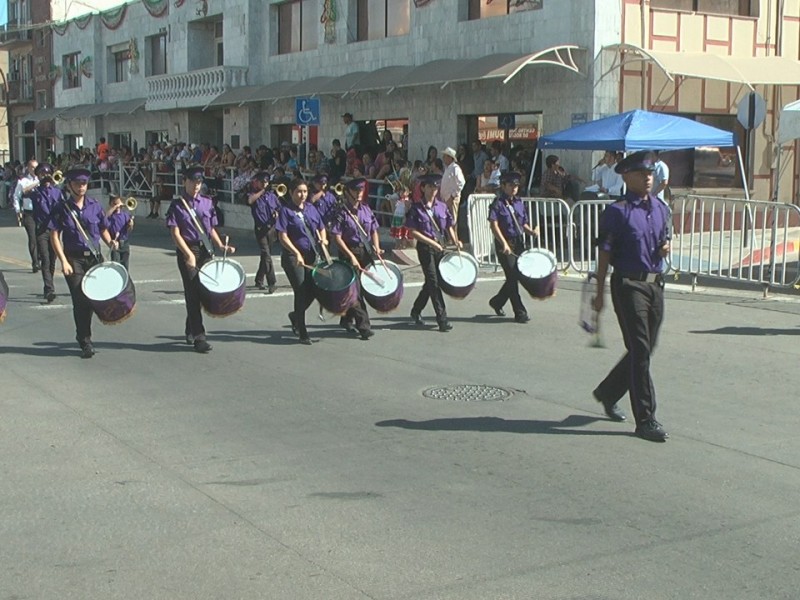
[438,321,453,332]
[32,264,39,273]
[81,344,95,359]
[267,284,277,294]
[636,420,669,442]
[299,336,312,346]
[256,281,265,290]
[489,299,506,317]
[194,339,212,353]
[514,314,531,324]
[340,318,358,334]
[359,329,374,340]
[185,333,194,345]
[288,312,298,335]
[45,291,56,303]
[410,311,424,325]
[593,389,626,422]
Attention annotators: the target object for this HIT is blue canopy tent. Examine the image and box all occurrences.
[532,109,745,198]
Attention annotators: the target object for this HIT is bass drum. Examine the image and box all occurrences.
[438,251,479,299]
[360,260,404,313]
[313,259,359,315]
[198,258,247,317]
[81,261,137,324]
[516,248,558,299]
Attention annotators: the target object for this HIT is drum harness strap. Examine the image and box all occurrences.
[295,207,322,264]
[424,204,446,247]
[65,201,103,263]
[179,195,216,258]
[504,198,524,243]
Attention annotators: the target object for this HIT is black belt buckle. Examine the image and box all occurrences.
[619,271,661,283]
[83,251,91,257]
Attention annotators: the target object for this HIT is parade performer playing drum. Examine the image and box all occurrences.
[276,177,328,345]
[487,172,539,323]
[329,177,381,340]
[49,168,118,359]
[166,166,235,354]
[405,173,462,332]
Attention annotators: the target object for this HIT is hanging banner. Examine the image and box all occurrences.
[52,22,69,36]
[143,0,170,17]
[74,14,92,29]
[100,4,127,29]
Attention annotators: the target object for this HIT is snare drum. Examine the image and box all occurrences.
[516,248,558,299]
[313,259,359,315]
[81,262,137,324]
[198,258,246,317]
[0,270,8,323]
[360,260,404,313]
[438,251,479,299]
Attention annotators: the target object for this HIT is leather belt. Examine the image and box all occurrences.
[614,271,662,283]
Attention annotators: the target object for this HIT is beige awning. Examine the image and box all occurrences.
[603,43,800,90]
[59,98,146,119]
[23,107,67,122]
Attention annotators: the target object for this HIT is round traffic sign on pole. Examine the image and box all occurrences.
[737,92,766,130]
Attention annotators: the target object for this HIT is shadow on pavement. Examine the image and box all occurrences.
[689,326,800,336]
[376,414,631,436]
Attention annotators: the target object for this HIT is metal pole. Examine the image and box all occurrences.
[736,145,750,201]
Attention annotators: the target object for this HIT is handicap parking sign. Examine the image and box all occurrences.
[296,97,320,126]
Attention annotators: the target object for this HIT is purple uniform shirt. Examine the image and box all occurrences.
[329,203,378,247]
[313,191,338,223]
[107,210,133,242]
[276,202,324,253]
[598,192,671,273]
[405,198,453,242]
[250,191,280,228]
[31,184,62,229]
[166,193,218,244]
[49,196,109,253]
[488,194,528,238]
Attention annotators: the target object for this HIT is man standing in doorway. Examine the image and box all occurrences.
[343,113,360,154]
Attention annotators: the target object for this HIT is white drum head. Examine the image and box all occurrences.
[438,252,478,286]
[518,249,557,279]
[82,262,128,301]
[360,261,401,297]
[199,259,245,293]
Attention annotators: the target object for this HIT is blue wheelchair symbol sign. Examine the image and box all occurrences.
[295,98,320,126]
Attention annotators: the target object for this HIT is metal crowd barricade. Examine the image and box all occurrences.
[569,199,614,274]
[670,194,800,292]
[466,194,572,271]
[118,161,155,199]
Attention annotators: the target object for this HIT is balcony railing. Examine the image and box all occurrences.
[7,79,34,103]
[146,65,248,110]
[0,20,33,49]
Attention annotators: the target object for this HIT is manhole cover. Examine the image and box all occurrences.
[422,384,512,402]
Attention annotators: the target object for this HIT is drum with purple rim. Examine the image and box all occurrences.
[516,248,558,299]
[0,270,9,323]
[313,259,359,315]
[81,262,137,324]
[438,251,479,299]
[198,258,246,317]
[360,260,404,313]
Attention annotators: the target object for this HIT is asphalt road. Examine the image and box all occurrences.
[2,211,799,599]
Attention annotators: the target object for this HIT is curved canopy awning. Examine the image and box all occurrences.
[207,45,583,107]
[602,43,800,91]
[778,99,800,145]
[58,98,146,120]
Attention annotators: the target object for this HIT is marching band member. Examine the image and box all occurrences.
[49,168,117,359]
[247,171,280,293]
[329,177,380,340]
[30,163,62,303]
[166,166,235,354]
[487,172,539,323]
[106,196,134,270]
[13,159,40,272]
[309,173,339,225]
[276,177,327,345]
[405,173,461,332]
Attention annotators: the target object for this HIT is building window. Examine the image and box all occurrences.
[277,1,318,54]
[63,134,83,152]
[62,52,81,89]
[146,33,167,77]
[146,130,170,145]
[111,49,129,83]
[109,132,132,151]
[36,90,46,109]
[649,0,758,16]
[214,20,224,65]
[468,0,543,20]
[356,0,410,41]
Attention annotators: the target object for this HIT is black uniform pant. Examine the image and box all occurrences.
[412,244,447,324]
[595,274,664,424]
[177,244,212,341]
[63,255,98,347]
[254,225,277,287]
[21,211,38,268]
[111,241,130,271]
[36,226,56,295]
[340,245,371,333]
[282,249,317,339]
[492,237,527,318]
